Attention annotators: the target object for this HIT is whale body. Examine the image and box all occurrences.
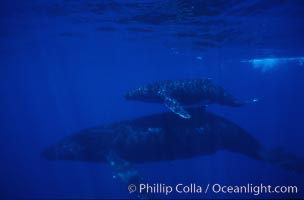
[43,108,303,173]
[125,79,257,119]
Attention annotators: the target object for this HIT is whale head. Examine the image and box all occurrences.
[42,137,86,161]
[42,131,113,162]
[124,85,160,102]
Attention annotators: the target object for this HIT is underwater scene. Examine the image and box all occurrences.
[1,0,304,199]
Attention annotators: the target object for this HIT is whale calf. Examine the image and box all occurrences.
[125,79,257,119]
[43,108,303,173]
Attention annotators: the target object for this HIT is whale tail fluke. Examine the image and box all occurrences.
[221,92,260,107]
[233,97,260,107]
[244,97,259,104]
[260,147,304,173]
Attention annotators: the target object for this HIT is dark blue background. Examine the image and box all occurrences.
[0,0,304,199]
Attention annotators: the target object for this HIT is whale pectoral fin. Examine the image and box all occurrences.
[105,151,157,199]
[106,151,142,185]
[164,97,191,119]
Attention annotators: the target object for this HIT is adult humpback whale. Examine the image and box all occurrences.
[43,108,303,172]
[125,79,257,119]
[43,108,303,198]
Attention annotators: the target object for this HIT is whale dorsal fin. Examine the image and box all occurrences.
[164,96,191,119]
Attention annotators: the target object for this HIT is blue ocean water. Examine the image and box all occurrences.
[1,0,304,199]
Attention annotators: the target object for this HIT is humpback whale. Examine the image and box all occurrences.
[43,108,303,172]
[125,79,257,119]
[43,108,304,198]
